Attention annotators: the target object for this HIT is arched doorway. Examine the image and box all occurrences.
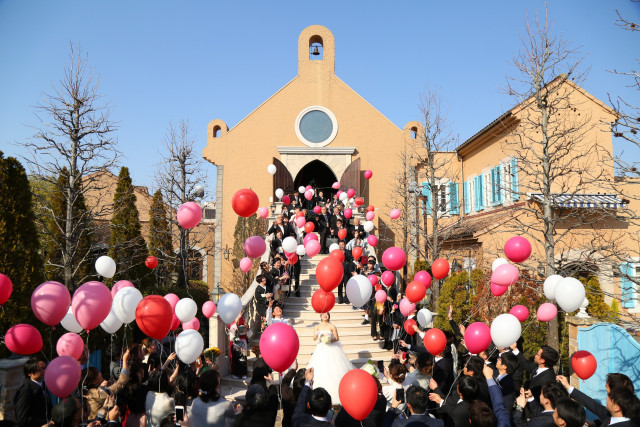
[293,160,338,198]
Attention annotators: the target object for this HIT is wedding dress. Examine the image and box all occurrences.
[306,329,355,405]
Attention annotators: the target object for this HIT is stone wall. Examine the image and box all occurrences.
[0,357,28,421]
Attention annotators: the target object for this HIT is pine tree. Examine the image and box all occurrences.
[148,189,174,286]
[0,152,44,335]
[110,167,152,288]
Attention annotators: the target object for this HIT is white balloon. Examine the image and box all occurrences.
[296,244,306,256]
[329,243,340,253]
[555,277,586,312]
[217,293,242,324]
[175,298,198,323]
[417,309,433,328]
[175,329,204,364]
[543,275,563,300]
[346,275,372,308]
[275,188,284,200]
[282,237,298,254]
[491,314,522,348]
[113,287,142,324]
[95,256,116,278]
[267,164,277,175]
[298,186,306,194]
[363,221,374,232]
[61,307,83,333]
[339,192,348,201]
[492,258,509,272]
[101,308,123,334]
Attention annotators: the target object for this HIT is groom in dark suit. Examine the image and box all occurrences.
[516,345,558,406]
[14,357,51,427]
[384,385,444,427]
[292,368,333,427]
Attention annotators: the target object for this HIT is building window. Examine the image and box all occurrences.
[295,105,339,147]
[422,180,458,217]
[203,207,216,220]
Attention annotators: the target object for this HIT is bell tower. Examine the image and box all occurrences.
[298,25,335,80]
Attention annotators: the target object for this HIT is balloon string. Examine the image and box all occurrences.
[49,327,53,361]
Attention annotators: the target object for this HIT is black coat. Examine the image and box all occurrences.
[336,395,387,427]
[292,386,332,427]
[432,357,455,396]
[497,374,516,418]
[383,410,445,427]
[255,285,269,317]
[436,399,471,427]
[513,409,555,427]
[14,379,51,427]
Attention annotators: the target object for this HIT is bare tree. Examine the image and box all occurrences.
[154,120,208,287]
[23,44,119,289]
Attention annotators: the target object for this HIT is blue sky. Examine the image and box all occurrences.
[1,1,638,199]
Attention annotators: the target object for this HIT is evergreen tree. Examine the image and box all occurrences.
[0,152,44,335]
[148,189,174,286]
[110,167,152,288]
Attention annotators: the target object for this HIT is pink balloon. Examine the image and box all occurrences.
[464,322,492,354]
[295,216,306,228]
[537,303,558,322]
[177,201,202,229]
[45,356,81,398]
[183,317,200,331]
[164,293,180,309]
[366,211,375,221]
[305,240,321,257]
[381,270,395,286]
[504,236,532,263]
[313,206,322,214]
[303,233,318,244]
[202,301,217,318]
[240,257,253,273]
[304,189,314,200]
[336,190,343,198]
[258,207,269,218]
[382,247,407,271]
[347,188,355,199]
[282,195,291,205]
[375,290,387,303]
[368,274,378,286]
[0,273,13,304]
[5,324,43,355]
[56,332,84,360]
[332,182,341,190]
[364,170,373,180]
[31,281,71,326]
[111,280,134,298]
[71,281,112,331]
[367,235,378,247]
[490,283,509,296]
[244,236,266,258]
[259,323,300,372]
[509,305,530,322]
[390,209,401,219]
[344,208,352,219]
[306,185,313,191]
[414,271,432,289]
[400,298,416,317]
[491,264,520,287]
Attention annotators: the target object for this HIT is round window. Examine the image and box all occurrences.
[295,106,338,147]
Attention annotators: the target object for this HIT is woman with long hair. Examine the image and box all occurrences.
[189,370,235,427]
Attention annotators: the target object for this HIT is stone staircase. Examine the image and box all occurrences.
[220,254,395,400]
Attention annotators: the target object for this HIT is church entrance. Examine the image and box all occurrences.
[293,160,338,199]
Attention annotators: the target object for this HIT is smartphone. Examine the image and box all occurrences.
[327,408,335,421]
[175,406,185,422]
[377,360,384,372]
[395,388,405,403]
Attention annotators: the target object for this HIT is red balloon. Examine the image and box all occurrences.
[330,249,345,263]
[170,314,181,331]
[0,274,13,304]
[414,271,432,289]
[135,295,173,340]
[571,350,597,380]
[368,274,378,286]
[405,281,426,303]
[296,211,305,218]
[260,323,299,372]
[352,246,363,260]
[338,229,347,240]
[382,247,406,271]
[5,324,43,355]
[282,195,291,205]
[304,222,315,233]
[316,257,344,292]
[431,258,450,280]
[339,369,378,421]
[232,188,259,217]
[311,289,335,313]
[145,256,158,269]
[288,254,299,264]
[381,270,395,286]
[366,205,375,212]
[354,197,364,207]
[404,319,418,335]
[423,328,447,356]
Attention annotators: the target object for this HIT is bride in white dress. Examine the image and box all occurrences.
[306,312,354,405]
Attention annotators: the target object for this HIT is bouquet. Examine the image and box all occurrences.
[320,333,332,344]
[362,360,379,377]
[204,347,221,363]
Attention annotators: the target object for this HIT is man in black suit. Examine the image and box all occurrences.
[517,345,558,406]
[330,206,344,229]
[553,398,586,427]
[514,382,567,427]
[430,375,477,427]
[292,368,333,427]
[349,217,365,238]
[317,206,331,254]
[495,351,519,417]
[14,357,51,427]
[383,385,444,427]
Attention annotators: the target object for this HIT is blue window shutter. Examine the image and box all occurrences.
[620,263,635,308]
[478,176,484,210]
[464,181,470,214]
[421,182,431,215]
[491,168,497,205]
[496,164,503,204]
[511,158,519,200]
[449,182,459,215]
